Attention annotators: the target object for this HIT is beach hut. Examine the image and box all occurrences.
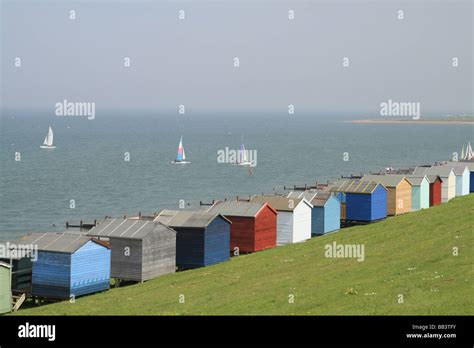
[330,179,387,222]
[310,192,341,235]
[250,195,312,245]
[0,241,33,293]
[413,167,455,203]
[426,175,443,207]
[19,233,111,299]
[154,210,231,269]
[363,175,412,215]
[441,164,470,196]
[207,201,277,253]
[0,262,12,314]
[406,175,430,211]
[87,219,176,282]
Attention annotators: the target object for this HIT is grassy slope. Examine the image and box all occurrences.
[16,195,473,315]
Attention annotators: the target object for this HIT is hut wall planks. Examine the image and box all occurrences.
[254,206,277,251]
[70,241,111,296]
[0,263,12,314]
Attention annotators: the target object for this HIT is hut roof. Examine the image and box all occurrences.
[413,166,454,177]
[17,233,106,254]
[207,201,276,217]
[450,161,474,170]
[154,210,231,228]
[0,261,11,269]
[286,190,319,202]
[311,192,335,207]
[250,195,312,211]
[405,175,429,186]
[329,179,385,194]
[440,164,469,175]
[362,174,410,188]
[87,219,175,239]
[426,175,443,183]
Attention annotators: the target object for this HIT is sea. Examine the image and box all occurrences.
[0,110,472,240]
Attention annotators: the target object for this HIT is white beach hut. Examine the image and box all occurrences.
[251,195,312,245]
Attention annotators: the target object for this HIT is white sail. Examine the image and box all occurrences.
[46,126,54,146]
[466,141,473,160]
[461,145,465,160]
[43,135,48,145]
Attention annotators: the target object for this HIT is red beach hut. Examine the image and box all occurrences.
[207,200,277,253]
[427,175,442,206]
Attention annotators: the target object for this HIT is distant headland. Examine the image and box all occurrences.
[347,115,474,125]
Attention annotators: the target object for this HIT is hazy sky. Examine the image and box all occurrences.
[1,0,472,116]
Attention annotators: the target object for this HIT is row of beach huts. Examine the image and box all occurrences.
[0,160,473,313]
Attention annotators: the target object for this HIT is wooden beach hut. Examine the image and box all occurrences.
[0,241,33,293]
[406,175,430,211]
[413,167,455,203]
[329,179,387,222]
[19,233,111,299]
[426,175,443,207]
[250,195,312,245]
[0,262,12,314]
[442,164,470,196]
[154,210,231,269]
[310,192,341,235]
[207,201,277,253]
[87,219,176,282]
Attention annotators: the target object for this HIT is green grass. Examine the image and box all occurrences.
[15,195,473,315]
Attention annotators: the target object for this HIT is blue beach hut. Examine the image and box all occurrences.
[330,179,387,222]
[19,233,111,299]
[154,210,231,269]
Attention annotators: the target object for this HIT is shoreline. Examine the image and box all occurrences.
[346,119,474,125]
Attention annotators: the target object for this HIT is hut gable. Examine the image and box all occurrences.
[311,193,341,235]
[406,175,430,210]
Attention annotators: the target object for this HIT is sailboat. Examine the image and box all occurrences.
[171,136,190,164]
[237,143,252,166]
[40,126,56,149]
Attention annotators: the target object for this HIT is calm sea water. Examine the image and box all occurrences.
[0,110,471,239]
